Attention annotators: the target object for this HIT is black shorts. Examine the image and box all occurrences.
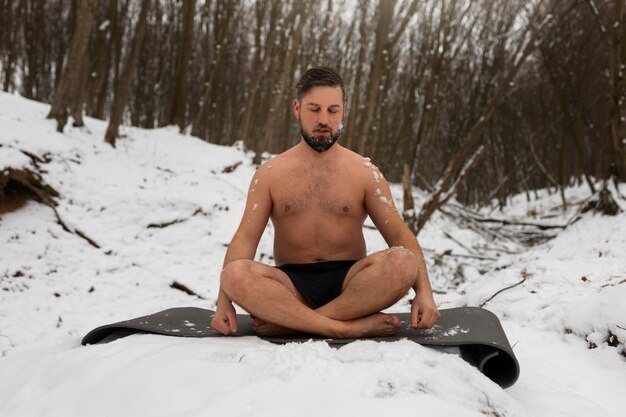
[276,260,358,309]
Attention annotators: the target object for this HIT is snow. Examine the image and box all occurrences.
[0,146,31,170]
[1,91,625,416]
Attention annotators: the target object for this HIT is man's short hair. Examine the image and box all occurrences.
[296,67,346,103]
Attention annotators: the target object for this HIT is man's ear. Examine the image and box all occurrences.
[293,98,300,119]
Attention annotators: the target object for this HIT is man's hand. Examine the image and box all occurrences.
[411,291,439,329]
[211,293,238,335]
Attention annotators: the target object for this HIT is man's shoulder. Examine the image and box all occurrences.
[338,147,381,174]
[258,150,293,170]
[254,151,294,181]
[270,143,304,161]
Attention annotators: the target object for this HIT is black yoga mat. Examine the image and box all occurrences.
[82,306,520,388]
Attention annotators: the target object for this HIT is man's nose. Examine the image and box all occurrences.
[318,110,330,124]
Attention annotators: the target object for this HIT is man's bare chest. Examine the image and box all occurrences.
[271,169,364,219]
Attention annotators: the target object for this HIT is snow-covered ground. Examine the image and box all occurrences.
[0,92,625,416]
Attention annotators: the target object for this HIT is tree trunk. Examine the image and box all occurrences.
[47,0,97,132]
[236,1,281,144]
[344,3,369,150]
[104,0,151,147]
[356,0,392,155]
[86,0,116,120]
[112,0,130,96]
[167,0,196,131]
[191,0,235,140]
[256,2,309,161]
[70,52,91,127]
[607,0,626,180]
[356,0,418,155]
[585,0,626,180]
[401,0,463,213]
[1,0,20,92]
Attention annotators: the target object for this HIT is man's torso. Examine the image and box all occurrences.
[267,145,369,265]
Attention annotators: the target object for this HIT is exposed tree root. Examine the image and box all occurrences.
[0,162,102,250]
[0,168,59,214]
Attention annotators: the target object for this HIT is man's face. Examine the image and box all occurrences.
[294,86,344,153]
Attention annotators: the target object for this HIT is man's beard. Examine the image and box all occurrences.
[300,122,342,153]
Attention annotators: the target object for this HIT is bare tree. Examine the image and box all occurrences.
[104,0,151,147]
[410,0,558,233]
[343,2,371,150]
[357,0,405,155]
[0,0,22,92]
[47,0,97,132]
[4,0,621,227]
[253,0,310,164]
[540,23,597,197]
[191,0,237,140]
[166,0,196,131]
[586,0,626,181]
[85,0,116,120]
[236,0,282,146]
[400,0,475,215]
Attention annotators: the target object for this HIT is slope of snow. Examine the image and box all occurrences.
[0,92,625,416]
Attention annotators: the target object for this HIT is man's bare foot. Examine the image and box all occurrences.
[253,313,401,339]
[252,318,300,337]
[336,313,401,339]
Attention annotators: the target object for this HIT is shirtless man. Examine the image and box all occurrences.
[211,67,439,338]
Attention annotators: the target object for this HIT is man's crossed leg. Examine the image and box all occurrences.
[219,246,417,339]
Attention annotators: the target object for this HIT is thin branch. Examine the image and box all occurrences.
[585,0,608,35]
[170,281,206,299]
[439,145,486,204]
[442,230,477,255]
[147,208,206,229]
[75,229,101,249]
[478,275,528,308]
[50,205,101,249]
[464,217,567,230]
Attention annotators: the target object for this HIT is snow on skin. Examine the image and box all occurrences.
[379,195,392,207]
[374,187,393,208]
[0,92,626,417]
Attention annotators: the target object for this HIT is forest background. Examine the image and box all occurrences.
[1,0,624,232]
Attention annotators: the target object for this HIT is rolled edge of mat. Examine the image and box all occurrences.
[460,344,519,389]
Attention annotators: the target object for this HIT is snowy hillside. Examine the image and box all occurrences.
[0,92,625,417]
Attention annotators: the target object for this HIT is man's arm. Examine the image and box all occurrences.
[211,164,273,334]
[362,163,439,329]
